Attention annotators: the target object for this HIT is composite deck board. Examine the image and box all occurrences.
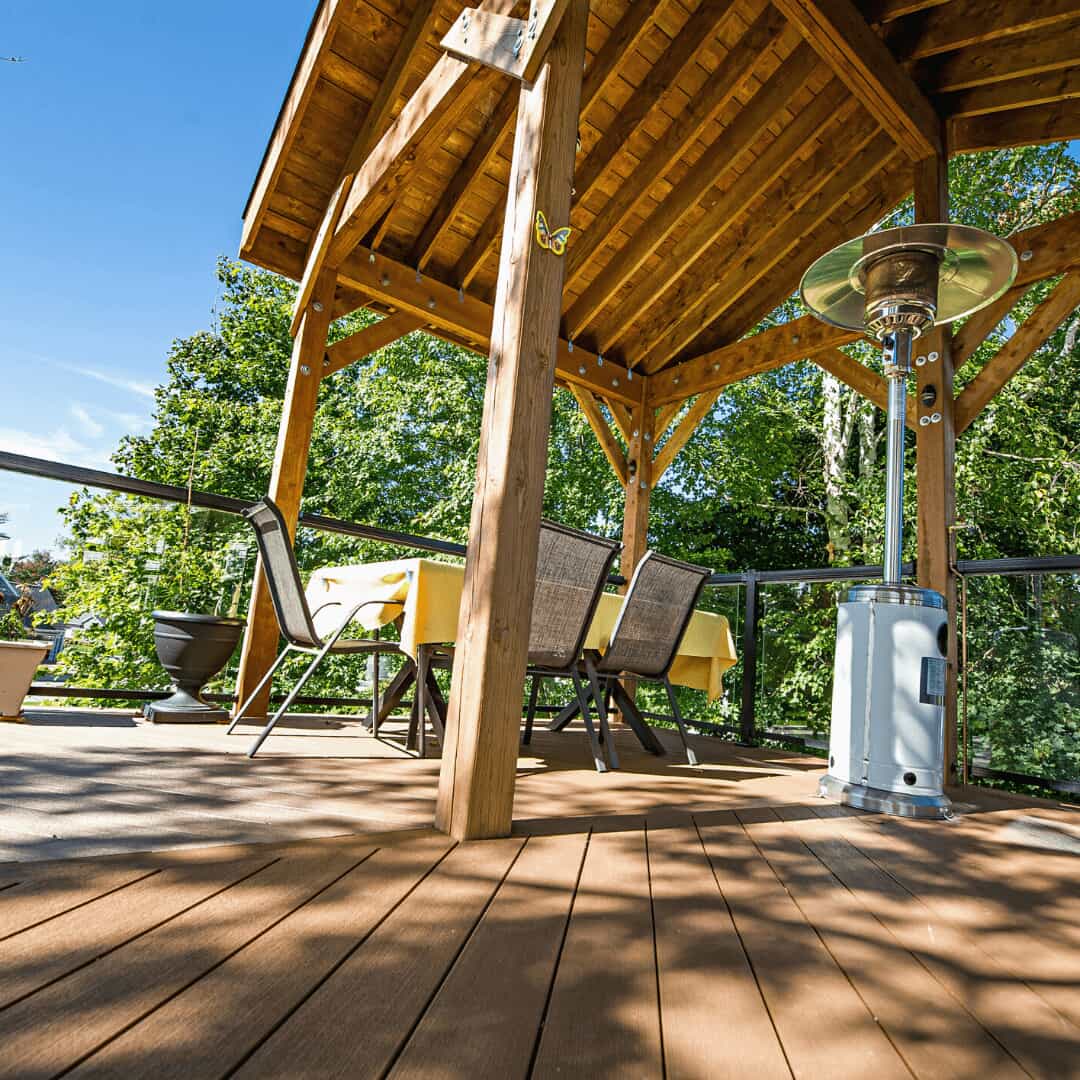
[234,836,524,1079]
[532,826,664,1080]
[698,812,911,1079]
[742,811,1029,1079]
[0,857,274,1011]
[794,820,1080,1078]
[1,716,1078,1078]
[0,864,159,940]
[70,834,454,1080]
[644,821,790,1079]
[389,833,588,1079]
[0,848,373,1079]
[818,813,1080,1035]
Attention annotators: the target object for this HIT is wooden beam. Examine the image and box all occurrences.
[561,7,790,300]
[622,404,654,585]
[563,34,814,336]
[938,66,1080,119]
[812,348,917,427]
[289,0,441,335]
[654,401,683,441]
[329,0,517,267]
[949,99,1080,153]
[600,80,857,359]
[913,20,1080,94]
[436,0,588,841]
[951,285,1027,370]
[233,269,337,720]
[571,0,732,208]
[682,157,914,357]
[335,245,643,406]
[409,88,517,271]
[605,399,634,444]
[322,312,424,377]
[569,386,628,483]
[635,128,898,373]
[449,0,658,290]
[652,390,720,482]
[912,147,957,784]
[773,0,942,159]
[955,272,1080,433]
[440,0,573,85]
[240,0,341,261]
[886,0,1080,60]
[650,315,863,406]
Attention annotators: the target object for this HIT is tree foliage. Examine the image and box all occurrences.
[42,145,1080,775]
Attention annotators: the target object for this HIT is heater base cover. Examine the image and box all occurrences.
[818,774,953,820]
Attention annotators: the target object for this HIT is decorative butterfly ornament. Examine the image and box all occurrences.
[535,210,572,256]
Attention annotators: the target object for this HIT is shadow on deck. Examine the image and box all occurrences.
[0,707,1077,1077]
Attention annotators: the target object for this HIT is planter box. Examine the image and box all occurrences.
[0,640,50,721]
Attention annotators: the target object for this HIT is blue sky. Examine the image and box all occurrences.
[0,2,314,557]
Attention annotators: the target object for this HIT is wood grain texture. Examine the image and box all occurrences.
[774,0,942,158]
[435,0,589,841]
[323,311,424,375]
[570,385,628,483]
[955,271,1080,432]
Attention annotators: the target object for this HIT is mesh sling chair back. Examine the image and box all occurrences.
[227,498,403,757]
[522,521,622,772]
[591,551,712,765]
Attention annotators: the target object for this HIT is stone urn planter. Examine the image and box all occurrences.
[146,611,246,723]
[0,639,50,721]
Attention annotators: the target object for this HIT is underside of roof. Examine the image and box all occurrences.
[240,0,1080,377]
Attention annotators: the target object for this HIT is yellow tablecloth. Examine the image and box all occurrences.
[306,558,737,700]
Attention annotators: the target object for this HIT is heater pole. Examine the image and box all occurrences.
[882,329,913,585]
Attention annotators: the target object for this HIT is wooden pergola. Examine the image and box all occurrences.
[235,0,1080,839]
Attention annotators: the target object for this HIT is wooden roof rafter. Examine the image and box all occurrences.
[773,0,942,159]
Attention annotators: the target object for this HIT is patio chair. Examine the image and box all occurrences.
[588,551,711,766]
[227,498,404,758]
[521,521,622,772]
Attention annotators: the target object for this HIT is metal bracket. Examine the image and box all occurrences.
[440,0,571,84]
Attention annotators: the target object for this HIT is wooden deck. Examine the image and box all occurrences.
[1,711,1078,1078]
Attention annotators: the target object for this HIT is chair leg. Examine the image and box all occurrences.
[370,646,381,738]
[664,677,698,766]
[583,655,618,771]
[416,646,428,759]
[523,674,540,745]
[248,645,330,758]
[227,647,292,734]
[572,671,607,774]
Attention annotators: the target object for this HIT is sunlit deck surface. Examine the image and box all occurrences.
[1,709,1078,1078]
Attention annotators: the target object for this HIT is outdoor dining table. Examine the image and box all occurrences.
[306,557,737,751]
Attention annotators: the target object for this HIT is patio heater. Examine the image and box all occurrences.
[800,224,1016,817]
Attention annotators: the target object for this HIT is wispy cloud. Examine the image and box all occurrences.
[70,403,105,438]
[59,363,156,399]
[0,425,111,468]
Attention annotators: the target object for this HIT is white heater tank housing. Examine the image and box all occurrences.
[823,585,952,818]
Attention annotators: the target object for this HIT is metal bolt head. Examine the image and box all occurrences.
[1020,250,1033,261]
[300,364,310,376]
[612,378,619,387]
[919,415,931,427]
[578,365,586,375]
[931,411,942,423]
[380,274,391,287]
[928,351,939,363]
[639,480,647,490]
[791,334,800,344]
[312,301,324,312]
[427,297,437,309]
[915,355,927,366]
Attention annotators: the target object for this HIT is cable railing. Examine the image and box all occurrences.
[3,451,1077,796]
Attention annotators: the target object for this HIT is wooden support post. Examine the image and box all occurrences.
[233,270,337,720]
[912,148,959,785]
[612,401,655,723]
[435,0,588,841]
